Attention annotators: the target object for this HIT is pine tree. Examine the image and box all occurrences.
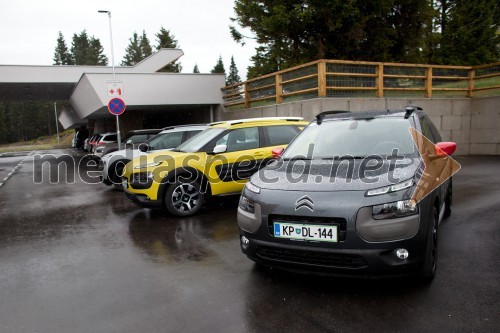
[211,56,225,74]
[155,27,182,72]
[122,32,143,66]
[193,64,200,73]
[226,56,241,85]
[71,30,91,65]
[438,0,499,65]
[88,37,108,65]
[53,32,73,65]
[70,30,108,65]
[139,30,153,59]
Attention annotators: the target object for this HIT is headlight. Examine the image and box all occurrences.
[372,200,418,220]
[366,179,413,196]
[133,161,163,169]
[245,181,260,194]
[132,172,154,184]
[239,195,255,214]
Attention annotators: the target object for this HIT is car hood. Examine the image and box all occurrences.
[104,148,173,161]
[123,151,205,176]
[251,157,422,192]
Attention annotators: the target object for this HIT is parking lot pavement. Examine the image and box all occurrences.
[0,150,498,333]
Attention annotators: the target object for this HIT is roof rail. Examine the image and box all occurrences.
[404,105,423,119]
[211,116,304,126]
[316,110,350,124]
[161,123,208,130]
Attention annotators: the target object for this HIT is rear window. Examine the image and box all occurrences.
[264,125,300,146]
[102,134,117,141]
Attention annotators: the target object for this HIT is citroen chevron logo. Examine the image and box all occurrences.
[295,195,314,211]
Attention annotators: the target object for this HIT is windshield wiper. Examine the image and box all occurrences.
[319,156,366,160]
[283,157,312,161]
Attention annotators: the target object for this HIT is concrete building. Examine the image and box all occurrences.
[0,49,225,135]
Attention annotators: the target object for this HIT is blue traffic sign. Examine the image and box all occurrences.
[108,98,126,116]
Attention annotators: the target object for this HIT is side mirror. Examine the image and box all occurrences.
[139,143,149,153]
[213,144,227,154]
[272,147,284,159]
[435,142,457,157]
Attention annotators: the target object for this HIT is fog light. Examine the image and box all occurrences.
[241,235,250,250]
[396,248,409,260]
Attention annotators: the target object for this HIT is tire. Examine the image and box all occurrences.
[109,160,128,184]
[444,181,452,218]
[164,178,205,217]
[420,206,438,282]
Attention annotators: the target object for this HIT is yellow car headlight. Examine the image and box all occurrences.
[133,161,163,170]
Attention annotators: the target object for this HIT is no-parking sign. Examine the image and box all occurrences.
[108,98,126,116]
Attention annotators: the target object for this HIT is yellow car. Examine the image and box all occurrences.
[121,117,308,216]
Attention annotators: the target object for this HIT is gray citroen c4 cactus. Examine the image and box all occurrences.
[237,107,458,281]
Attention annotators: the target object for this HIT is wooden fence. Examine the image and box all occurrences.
[222,60,500,109]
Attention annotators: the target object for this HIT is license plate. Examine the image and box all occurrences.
[273,222,338,242]
[122,179,128,189]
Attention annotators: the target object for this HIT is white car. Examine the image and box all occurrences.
[100,124,208,187]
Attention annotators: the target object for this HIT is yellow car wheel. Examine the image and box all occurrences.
[164,179,205,216]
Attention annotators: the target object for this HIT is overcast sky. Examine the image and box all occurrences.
[0,0,257,80]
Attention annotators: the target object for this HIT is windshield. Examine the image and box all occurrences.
[283,117,416,159]
[174,128,225,153]
[147,131,184,150]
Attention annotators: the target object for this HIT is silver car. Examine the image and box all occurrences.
[100,124,208,188]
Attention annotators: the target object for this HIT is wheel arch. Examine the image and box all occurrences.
[108,158,131,183]
[158,167,212,202]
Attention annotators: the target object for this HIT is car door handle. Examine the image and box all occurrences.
[254,152,265,157]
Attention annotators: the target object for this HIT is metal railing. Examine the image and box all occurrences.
[222,60,500,109]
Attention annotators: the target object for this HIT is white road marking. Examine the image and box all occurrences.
[0,156,27,189]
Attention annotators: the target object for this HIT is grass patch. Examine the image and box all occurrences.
[0,129,75,153]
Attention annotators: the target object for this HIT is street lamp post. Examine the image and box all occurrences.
[98,10,121,150]
[54,102,60,145]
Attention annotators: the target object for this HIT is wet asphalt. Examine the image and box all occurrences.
[0,150,498,333]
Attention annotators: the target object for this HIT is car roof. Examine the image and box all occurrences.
[316,107,424,123]
[128,129,162,135]
[210,117,308,129]
[159,124,209,134]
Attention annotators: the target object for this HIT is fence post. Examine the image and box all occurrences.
[244,83,250,109]
[376,64,384,97]
[275,73,283,104]
[425,67,433,98]
[468,69,475,98]
[318,60,327,97]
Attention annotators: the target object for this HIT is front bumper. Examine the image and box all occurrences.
[240,233,424,277]
[237,188,431,277]
[124,191,163,209]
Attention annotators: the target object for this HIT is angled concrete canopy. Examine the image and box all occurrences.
[0,49,225,129]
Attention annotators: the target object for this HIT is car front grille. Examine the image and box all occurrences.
[269,215,347,241]
[256,246,368,268]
